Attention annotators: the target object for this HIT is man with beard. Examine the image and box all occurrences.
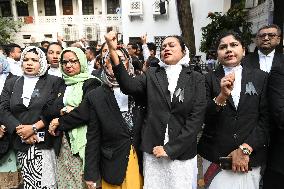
[4,43,22,76]
[243,24,283,72]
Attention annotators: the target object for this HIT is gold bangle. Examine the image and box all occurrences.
[213,97,226,106]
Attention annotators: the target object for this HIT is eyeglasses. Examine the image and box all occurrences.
[257,33,279,39]
[61,59,79,66]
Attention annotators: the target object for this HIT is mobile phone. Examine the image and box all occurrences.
[219,156,232,170]
[219,156,252,171]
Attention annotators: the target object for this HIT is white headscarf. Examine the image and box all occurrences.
[20,46,48,77]
[158,46,191,100]
[158,46,190,68]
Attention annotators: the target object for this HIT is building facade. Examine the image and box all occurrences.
[0,0,122,46]
[1,0,232,59]
[245,0,284,51]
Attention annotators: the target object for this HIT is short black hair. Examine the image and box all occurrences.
[147,42,157,55]
[98,42,107,56]
[4,43,21,56]
[215,31,245,50]
[162,35,186,52]
[127,42,138,50]
[257,24,282,36]
[86,47,96,55]
[47,42,63,51]
[41,41,50,46]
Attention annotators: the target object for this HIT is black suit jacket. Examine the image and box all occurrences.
[198,66,269,166]
[0,74,64,152]
[0,73,17,158]
[113,63,207,160]
[57,85,144,185]
[43,78,102,155]
[267,58,284,174]
[243,51,284,70]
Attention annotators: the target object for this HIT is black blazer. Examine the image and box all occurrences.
[43,78,102,155]
[113,63,207,160]
[198,66,269,166]
[242,51,284,70]
[266,58,284,174]
[0,73,17,158]
[0,74,64,152]
[57,85,144,185]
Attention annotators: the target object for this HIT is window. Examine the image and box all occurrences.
[16,1,29,16]
[0,1,12,17]
[107,0,120,14]
[82,0,94,15]
[44,34,53,38]
[231,0,240,7]
[44,0,56,16]
[258,0,266,5]
[62,0,73,15]
[23,35,31,39]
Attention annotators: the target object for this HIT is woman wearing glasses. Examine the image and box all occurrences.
[0,46,64,188]
[49,47,143,189]
[45,47,101,189]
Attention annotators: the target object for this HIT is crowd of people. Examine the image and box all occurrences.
[0,23,283,189]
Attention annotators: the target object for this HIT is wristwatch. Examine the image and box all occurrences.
[62,106,68,114]
[32,124,38,134]
[239,145,251,155]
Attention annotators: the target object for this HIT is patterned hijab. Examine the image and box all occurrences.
[20,46,48,77]
[101,48,134,87]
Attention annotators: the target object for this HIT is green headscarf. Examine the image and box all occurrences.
[59,47,91,166]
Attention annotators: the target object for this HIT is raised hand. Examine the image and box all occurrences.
[104,31,118,51]
[220,72,235,97]
[141,33,147,45]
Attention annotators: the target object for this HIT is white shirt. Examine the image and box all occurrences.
[258,50,275,73]
[48,67,62,77]
[224,65,242,109]
[113,87,129,112]
[7,57,22,76]
[22,75,39,107]
[87,59,96,74]
[165,64,183,100]
[0,73,8,94]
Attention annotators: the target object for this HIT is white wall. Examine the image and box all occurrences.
[121,0,181,44]
[121,0,230,60]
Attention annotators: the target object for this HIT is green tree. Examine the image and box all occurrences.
[200,4,253,53]
[0,17,22,44]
